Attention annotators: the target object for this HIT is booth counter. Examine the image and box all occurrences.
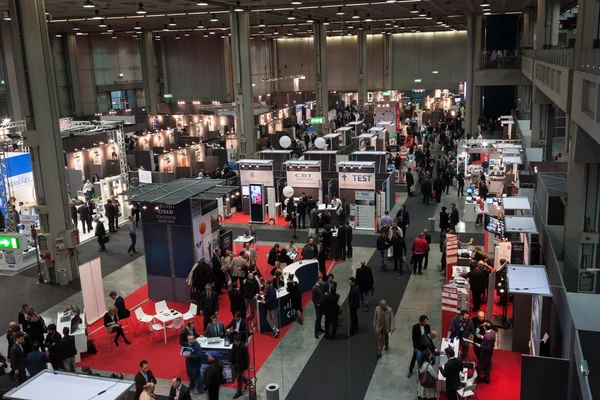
[257,259,319,333]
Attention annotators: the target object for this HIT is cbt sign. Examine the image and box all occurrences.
[338,166,376,190]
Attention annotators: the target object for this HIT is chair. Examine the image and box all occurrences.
[105,326,117,349]
[146,321,165,345]
[457,384,478,399]
[167,316,184,341]
[133,308,154,335]
[182,303,197,322]
[155,300,169,315]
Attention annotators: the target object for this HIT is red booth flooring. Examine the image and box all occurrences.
[78,245,337,388]
[226,212,289,227]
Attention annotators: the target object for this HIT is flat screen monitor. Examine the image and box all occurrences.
[467,187,474,194]
[485,214,505,237]
[465,196,473,202]
[485,198,494,204]
[250,185,262,205]
[242,186,250,196]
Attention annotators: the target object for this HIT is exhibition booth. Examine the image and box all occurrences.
[336,161,376,231]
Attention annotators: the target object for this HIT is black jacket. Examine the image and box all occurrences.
[241,278,260,300]
[103,313,119,328]
[297,200,307,214]
[226,318,248,340]
[203,359,224,389]
[134,370,157,400]
[9,343,25,372]
[26,350,48,377]
[406,171,415,186]
[228,288,246,315]
[395,210,410,227]
[376,236,390,251]
[439,211,450,232]
[78,204,91,221]
[169,384,192,400]
[95,221,106,238]
[45,332,62,356]
[231,342,250,370]
[70,204,78,219]
[355,265,374,292]
[199,290,219,314]
[419,333,438,357]
[302,244,316,260]
[191,262,216,291]
[433,177,445,192]
[179,327,199,346]
[348,285,360,310]
[286,281,302,310]
[57,335,77,360]
[345,225,353,242]
[321,292,339,318]
[390,236,407,255]
[321,230,332,248]
[114,296,129,319]
[441,357,463,391]
[412,323,431,348]
[104,204,116,218]
[267,247,278,266]
[421,179,432,195]
[450,209,460,225]
[465,269,486,292]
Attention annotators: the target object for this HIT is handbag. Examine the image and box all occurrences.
[419,363,436,388]
[102,235,110,244]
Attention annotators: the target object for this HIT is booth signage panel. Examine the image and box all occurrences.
[138,170,152,184]
[355,191,375,230]
[142,202,192,226]
[511,242,525,265]
[285,165,322,187]
[239,165,274,187]
[338,167,376,191]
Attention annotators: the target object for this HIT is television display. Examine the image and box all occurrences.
[250,184,263,205]
[485,214,505,237]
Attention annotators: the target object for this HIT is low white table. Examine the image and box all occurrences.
[234,235,255,253]
[437,338,461,391]
[154,310,182,343]
[56,312,87,362]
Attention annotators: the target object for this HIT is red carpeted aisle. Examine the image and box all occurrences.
[78,245,337,387]
[226,212,289,227]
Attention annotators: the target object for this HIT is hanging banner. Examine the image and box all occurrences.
[286,165,322,188]
[194,146,203,162]
[155,133,164,148]
[179,149,188,167]
[239,164,274,187]
[91,147,102,165]
[355,191,375,230]
[72,152,84,172]
[511,241,525,265]
[338,166,376,191]
[142,135,151,151]
[109,144,118,160]
[139,170,152,184]
[445,234,459,283]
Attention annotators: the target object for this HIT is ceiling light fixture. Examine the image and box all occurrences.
[259,28,265,33]
[291,0,302,4]
[221,23,227,30]
[323,18,330,25]
[419,8,426,17]
[72,23,80,31]
[112,33,117,39]
[107,25,114,32]
[410,4,418,13]
[307,15,314,23]
[234,1,244,12]
[204,33,209,37]
[92,9,102,19]
[2,11,10,21]
[426,12,432,20]
[135,21,142,30]
[481,0,490,6]
[197,1,208,5]
[197,21,204,28]
[56,32,63,38]
[336,6,345,15]
[259,19,266,27]
[352,10,360,19]
[163,24,169,31]
[357,25,363,30]
[82,0,95,8]
[364,13,372,22]
[169,17,176,26]
[436,17,442,24]
[176,33,181,40]
[484,11,491,15]
[274,28,279,34]
[209,30,215,34]
[288,11,295,20]
[155,34,160,40]
[136,2,146,14]
[99,19,107,28]
[400,23,405,29]
[293,24,299,30]
[393,22,399,28]
[210,13,218,22]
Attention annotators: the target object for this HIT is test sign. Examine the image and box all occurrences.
[338,166,376,190]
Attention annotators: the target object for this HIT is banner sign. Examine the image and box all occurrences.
[286,165,321,188]
[338,166,376,191]
[139,170,152,184]
[355,191,375,230]
[239,164,274,187]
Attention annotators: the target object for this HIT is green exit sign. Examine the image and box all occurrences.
[381,91,392,96]
[309,117,325,124]
[163,94,173,99]
[0,235,20,250]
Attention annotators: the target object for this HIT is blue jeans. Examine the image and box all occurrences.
[361,291,370,308]
[187,364,204,392]
[128,233,137,253]
[379,249,388,267]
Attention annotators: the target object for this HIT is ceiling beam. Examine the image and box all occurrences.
[463,0,475,13]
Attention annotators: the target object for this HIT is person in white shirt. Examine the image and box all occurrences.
[330,196,342,209]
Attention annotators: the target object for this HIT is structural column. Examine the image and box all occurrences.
[230,10,255,157]
[530,88,552,147]
[0,22,22,120]
[357,30,368,109]
[536,0,560,49]
[314,22,328,123]
[9,0,78,280]
[140,31,159,115]
[383,33,393,90]
[465,13,482,135]
[521,7,535,48]
[65,34,83,116]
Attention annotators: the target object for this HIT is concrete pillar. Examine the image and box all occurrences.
[230,10,255,157]
[0,22,23,120]
[314,22,328,123]
[357,30,368,109]
[530,88,551,146]
[383,33,392,90]
[223,37,234,102]
[537,0,560,49]
[574,0,599,69]
[158,40,170,97]
[270,39,279,94]
[9,0,79,280]
[535,0,546,50]
[140,31,159,115]
[465,14,482,135]
[64,34,83,116]
[522,7,536,48]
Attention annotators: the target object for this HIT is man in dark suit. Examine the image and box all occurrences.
[44,323,62,370]
[267,244,279,267]
[407,314,431,378]
[57,327,77,372]
[297,197,307,229]
[463,264,486,311]
[226,312,248,342]
[9,333,26,384]
[440,347,462,400]
[347,277,360,337]
[419,330,439,363]
[422,229,432,270]
[26,341,48,377]
[205,315,226,338]
[134,360,157,400]
[228,283,246,317]
[179,321,199,347]
[321,285,340,339]
[231,335,250,399]
[406,167,415,196]
[199,283,219,329]
[109,291,130,320]
[104,199,117,232]
[169,376,192,400]
[324,274,336,293]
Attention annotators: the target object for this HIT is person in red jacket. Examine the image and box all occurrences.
[411,232,430,274]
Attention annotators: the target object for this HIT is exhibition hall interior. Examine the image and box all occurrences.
[0,0,598,398]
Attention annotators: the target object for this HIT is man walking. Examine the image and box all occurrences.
[321,285,340,339]
[231,335,249,399]
[297,197,307,229]
[262,280,279,338]
[127,216,137,255]
[347,277,360,337]
[422,229,432,270]
[10,332,26,384]
[408,315,431,378]
[184,334,204,394]
[475,322,496,383]
[311,277,325,338]
[449,203,460,233]
[406,167,415,196]
[242,273,260,319]
[411,233,429,274]
[105,199,117,232]
[376,231,391,271]
[421,175,433,205]
[199,283,219,329]
[373,299,395,358]
[440,347,462,400]
[355,261,374,311]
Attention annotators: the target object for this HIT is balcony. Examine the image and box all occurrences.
[534,49,574,69]
[480,50,521,69]
[579,49,600,76]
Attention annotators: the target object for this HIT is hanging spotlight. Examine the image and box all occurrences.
[136,2,146,14]
[92,9,102,19]
[364,13,372,22]
[274,28,279,35]
[357,25,363,30]
[107,25,114,32]
[386,0,396,2]
[288,11,295,20]
[134,21,142,30]
[336,6,345,15]
[197,1,208,5]
[436,18,443,25]
[99,19,107,28]
[155,34,160,40]
[112,33,117,39]
[352,10,360,19]
[197,21,204,28]
[163,24,169,31]
[203,33,209,37]
[72,23,80,31]
[2,11,10,21]
[419,8,426,17]
[484,11,491,15]
[291,0,301,4]
[393,21,399,28]
[400,23,405,29]
[210,13,218,22]
[169,17,176,26]
[82,0,95,8]
[221,23,227,30]
[259,19,266,27]
[323,18,330,25]
[293,24,299,31]
[481,0,490,6]
[306,15,314,23]
[55,32,63,38]
[234,1,244,12]
[426,12,432,20]
[259,28,265,34]
[209,30,215,34]
[410,4,418,13]
[175,33,181,40]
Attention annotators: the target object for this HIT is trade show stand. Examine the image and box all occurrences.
[196,337,233,383]
[257,259,319,333]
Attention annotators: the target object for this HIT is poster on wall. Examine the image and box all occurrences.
[355,191,375,230]
[167,130,175,144]
[194,146,203,162]
[73,152,84,172]
[109,144,118,160]
[155,134,164,148]
[511,242,525,265]
[163,153,173,173]
[227,144,237,164]
[179,149,188,167]
[91,148,102,165]
[151,116,159,132]
[192,199,220,264]
[142,135,151,151]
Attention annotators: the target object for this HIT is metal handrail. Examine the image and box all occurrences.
[533,49,574,68]
[480,50,521,69]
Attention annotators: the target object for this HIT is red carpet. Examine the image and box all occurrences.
[440,349,521,399]
[78,245,337,387]
[476,291,514,324]
[226,212,289,227]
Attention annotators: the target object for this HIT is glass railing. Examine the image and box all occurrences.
[533,48,574,68]
[480,50,521,69]
[580,49,600,75]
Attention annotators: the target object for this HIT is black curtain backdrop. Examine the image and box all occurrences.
[485,15,519,50]
[482,86,516,118]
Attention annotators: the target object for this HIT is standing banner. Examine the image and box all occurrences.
[445,234,459,283]
[441,284,459,336]
[355,191,375,230]
[267,187,277,224]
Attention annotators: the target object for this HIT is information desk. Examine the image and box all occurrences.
[437,337,461,392]
[256,259,319,333]
[234,235,255,253]
[196,337,233,383]
[56,312,87,362]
